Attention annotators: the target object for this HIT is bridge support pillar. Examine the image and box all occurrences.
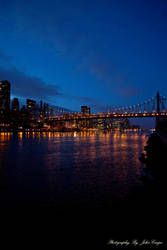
[156,91,160,130]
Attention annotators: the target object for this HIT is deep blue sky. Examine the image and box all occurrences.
[0,0,167,127]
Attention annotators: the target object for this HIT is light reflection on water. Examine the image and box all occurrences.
[0,131,150,207]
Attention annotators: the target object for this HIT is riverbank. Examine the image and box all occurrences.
[0,128,153,133]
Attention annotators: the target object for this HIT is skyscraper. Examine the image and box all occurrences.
[0,80,11,118]
[81,106,91,115]
[26,99,36,121]
[26,99,36,110]
[12,98,19,112]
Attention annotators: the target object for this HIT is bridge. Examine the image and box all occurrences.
[47,92,167,122]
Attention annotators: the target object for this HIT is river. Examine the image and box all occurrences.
[0,130,151,208]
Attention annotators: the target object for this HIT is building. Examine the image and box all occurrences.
[81,106,91,115]
[111,118,130,130]
[12,98,19,112]
[43,102,53,118]
[26,99,36,121]
[40,100,43,111]
[44,102,49,117]
[0,80,11,119]
[26,99,36,110]
[20,105,30,128]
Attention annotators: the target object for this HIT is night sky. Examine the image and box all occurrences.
[0,0,167,127]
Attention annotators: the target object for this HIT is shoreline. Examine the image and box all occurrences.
[0,128,154,133]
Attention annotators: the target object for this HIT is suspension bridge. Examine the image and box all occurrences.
[47,92,167,123]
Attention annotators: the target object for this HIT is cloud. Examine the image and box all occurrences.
[0,51,62,101]
[0,0,140,98]
[115,87,140,97]
[0,1,142,107]
[0,67,62,100]
[0,50,104,110]
[81,56,140,98]
[0,63,104,110]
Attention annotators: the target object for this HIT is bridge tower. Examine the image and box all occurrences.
[157,91,160,113]
[156,91,160,129]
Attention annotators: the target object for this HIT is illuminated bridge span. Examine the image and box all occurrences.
[48,92,167,121]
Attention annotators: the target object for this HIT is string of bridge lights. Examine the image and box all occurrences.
[50,95,167,117]
[96,95,167,114]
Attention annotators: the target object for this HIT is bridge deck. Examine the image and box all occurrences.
[48,112,167,122]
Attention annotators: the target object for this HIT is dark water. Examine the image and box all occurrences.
[0,130,150,208]
[1,130,166,248]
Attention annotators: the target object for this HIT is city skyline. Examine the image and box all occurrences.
[0,78,163,129]
[1,80,166,132]
[1,1,167,127]
[0,80,150,131]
